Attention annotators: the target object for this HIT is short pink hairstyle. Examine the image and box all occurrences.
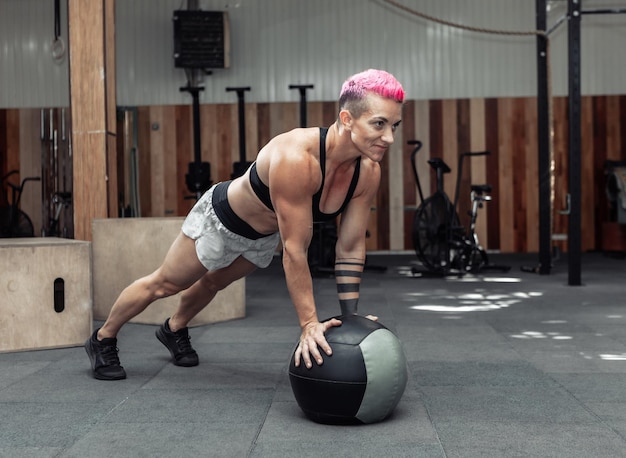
[339,69,405,113]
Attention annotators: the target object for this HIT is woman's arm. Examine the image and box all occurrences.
[269,148,341,369]
[334,161,381,316]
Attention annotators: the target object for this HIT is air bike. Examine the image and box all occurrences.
[408,140,510,276]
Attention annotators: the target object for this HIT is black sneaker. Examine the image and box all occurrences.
[155,318,199,367]
[84,329,127,380]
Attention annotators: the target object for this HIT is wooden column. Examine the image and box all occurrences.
[68,0,116,241]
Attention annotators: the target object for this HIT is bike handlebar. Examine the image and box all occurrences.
[408,140,425,203]
[2,171,41,188]
[1,170,19,182]
[461,151,491,157]
[7,176,41,191]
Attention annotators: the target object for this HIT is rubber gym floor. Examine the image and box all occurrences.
[2,251,626,457]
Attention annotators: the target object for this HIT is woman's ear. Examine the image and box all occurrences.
[339,109,352,130]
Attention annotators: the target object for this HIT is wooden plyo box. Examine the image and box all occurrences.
[0,238,92,353]
[92,218,245,326]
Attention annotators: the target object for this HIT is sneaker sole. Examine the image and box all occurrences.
[155,328,199,367]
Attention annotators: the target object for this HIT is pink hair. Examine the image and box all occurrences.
[339,69,405,107]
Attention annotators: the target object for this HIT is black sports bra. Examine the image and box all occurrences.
[249,127,361,222]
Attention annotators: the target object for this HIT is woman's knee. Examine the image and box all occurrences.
[197,273,229,294]
[138,271,185,300]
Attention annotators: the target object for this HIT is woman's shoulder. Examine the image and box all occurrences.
[261,127,323,163]
[273,127,322,147]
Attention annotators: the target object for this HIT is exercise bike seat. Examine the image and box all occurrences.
[471,184,492,194]
[427,158,451,173]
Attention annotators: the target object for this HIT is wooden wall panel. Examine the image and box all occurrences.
[137,106,152,216]
[322,102,338,127]
[497,98,515,252]
[388,125,404,250]
[376,133,390,250]
[484,98,501,250]
[606,96,621,161]
[581,96,595,252]
[308,102,324,129]
[175,105,194,215]
[402,100,417,251]
[523,97,539,253]
[552,97,569,252]
[218,104,236,181]
[4,110,20,182]
[148,106,166,216]
[411,100,432,252]
[413,100,431,207]
[428,100,443,196]
[591,96,608,249]
[245,104,259,162]
[469,98,489,250]
[441,100,459,200]
[269,103,298,140]
[511,98,528,252]
[256,103,271,153]
[199,103,217,179]
[456,99,472,230]
[162,107,178,216]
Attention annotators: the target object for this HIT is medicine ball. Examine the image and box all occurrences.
[288,314,407,424]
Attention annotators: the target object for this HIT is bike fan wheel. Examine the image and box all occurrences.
[412,193,457,274]
[0,207,35,237]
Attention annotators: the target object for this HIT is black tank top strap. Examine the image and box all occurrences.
[312,127,361,222]
[339,158,361,213]
[312,128,329,215]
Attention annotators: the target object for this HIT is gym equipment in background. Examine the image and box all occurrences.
[408,140,509,276]
[226,86,252,179]
[0,171,40,238]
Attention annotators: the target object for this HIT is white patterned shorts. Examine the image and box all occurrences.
[181,184,280,271]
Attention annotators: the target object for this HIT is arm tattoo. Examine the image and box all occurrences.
[335,259,364,315]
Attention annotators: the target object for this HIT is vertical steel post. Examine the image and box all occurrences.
[536,0,552,274]
[226,86,252,178]
[289,84,314,128]
[567,0,582,285]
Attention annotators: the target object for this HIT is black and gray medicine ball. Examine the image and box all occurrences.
[288,314,407,424]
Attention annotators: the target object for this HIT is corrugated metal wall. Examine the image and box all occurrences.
[1,0,625,108]
[0,0,70,108]
[114,0,541,105]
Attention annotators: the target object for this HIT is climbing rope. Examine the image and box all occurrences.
[382,0,546,37]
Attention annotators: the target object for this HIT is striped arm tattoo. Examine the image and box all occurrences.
[335,259,364,315]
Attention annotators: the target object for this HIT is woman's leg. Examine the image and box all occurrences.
[98,232,207,339]
[168,255,258,331]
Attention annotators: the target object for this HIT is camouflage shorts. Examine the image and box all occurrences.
[182,184,280,271]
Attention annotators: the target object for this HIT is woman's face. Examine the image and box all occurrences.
[346,93,403,162]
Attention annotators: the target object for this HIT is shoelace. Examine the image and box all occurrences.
[174,332,194,354]
[99,343,121,366]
